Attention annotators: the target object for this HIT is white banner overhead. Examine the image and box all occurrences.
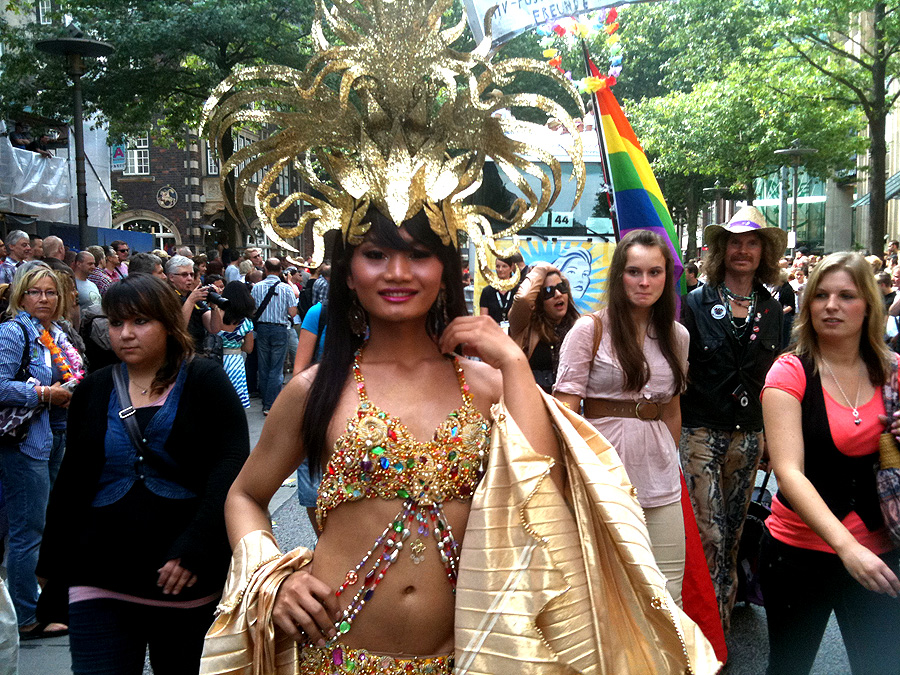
[464,0,633,47]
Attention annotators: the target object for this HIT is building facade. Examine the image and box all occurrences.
[112,128,312,258]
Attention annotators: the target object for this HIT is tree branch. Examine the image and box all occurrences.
[823,27,873,59]
[784,36,873,118]
[802,31,872,67]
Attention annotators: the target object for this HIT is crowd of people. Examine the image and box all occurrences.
[1,202,900,673]
[0,232,333,668]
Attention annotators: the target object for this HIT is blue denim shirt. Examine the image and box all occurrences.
[0,313,55,460]
[92,362,197,506]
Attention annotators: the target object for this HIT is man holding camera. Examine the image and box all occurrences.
[251,258,297,414]
[166,254,222,352]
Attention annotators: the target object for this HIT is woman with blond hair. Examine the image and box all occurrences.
[761,251,900,673]
[0,265,81,639]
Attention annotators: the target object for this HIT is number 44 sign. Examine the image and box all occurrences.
[548,211,574,227]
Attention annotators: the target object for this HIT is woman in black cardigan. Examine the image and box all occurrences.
[38,275,249,675]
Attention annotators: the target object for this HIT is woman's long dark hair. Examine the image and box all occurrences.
[103,275,194,396]
[221,280,256,325]
[528,266,580,348]
[301,208,467,476]
[605,229,686,394]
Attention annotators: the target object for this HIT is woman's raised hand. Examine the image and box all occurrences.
[438,315,526,371]
[838,541,900,597]
[273,569,342,645]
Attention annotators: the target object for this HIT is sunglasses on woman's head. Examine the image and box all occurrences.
[540,281,569,300]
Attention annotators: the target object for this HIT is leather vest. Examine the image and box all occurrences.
[681,283,783,431]
[776,356,883,531]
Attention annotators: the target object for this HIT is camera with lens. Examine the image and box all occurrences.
[205,289,230,308]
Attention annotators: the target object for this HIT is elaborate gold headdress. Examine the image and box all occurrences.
[202,0,585,290]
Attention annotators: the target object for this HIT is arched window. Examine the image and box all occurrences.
[113,210,181,250]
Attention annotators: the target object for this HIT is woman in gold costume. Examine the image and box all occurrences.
[228,207,561,672]
[199,0,720,672]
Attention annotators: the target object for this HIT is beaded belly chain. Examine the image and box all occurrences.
[317,347,491,639]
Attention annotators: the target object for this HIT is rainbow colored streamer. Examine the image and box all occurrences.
[591,70,684,286]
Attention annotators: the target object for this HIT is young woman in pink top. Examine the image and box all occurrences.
[554,229,689,604]
[761,251,900,674]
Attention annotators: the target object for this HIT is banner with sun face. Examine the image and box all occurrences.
[473,238,614,315]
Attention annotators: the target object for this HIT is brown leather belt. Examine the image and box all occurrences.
[582,398,662,421]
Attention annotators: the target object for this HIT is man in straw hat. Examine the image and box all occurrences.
[680,205,788,631]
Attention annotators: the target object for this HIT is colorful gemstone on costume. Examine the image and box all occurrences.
[314,346,489,642]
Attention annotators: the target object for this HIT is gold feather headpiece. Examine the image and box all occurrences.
[202,0,585,290]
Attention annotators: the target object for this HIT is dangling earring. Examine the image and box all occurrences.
[439,288,450,326]
[349,294,368,337]
[431,288,448,335]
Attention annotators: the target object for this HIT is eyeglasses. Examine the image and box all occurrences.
[24,289,58,299]
[540,281,569,300]
[171,272,194,278]
[117,248,129,254]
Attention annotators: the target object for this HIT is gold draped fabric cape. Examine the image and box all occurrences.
[200,392,721,675]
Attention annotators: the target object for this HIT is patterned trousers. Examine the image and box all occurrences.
[680,426,763,631]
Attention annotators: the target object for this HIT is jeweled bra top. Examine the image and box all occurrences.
[316,347,491,526]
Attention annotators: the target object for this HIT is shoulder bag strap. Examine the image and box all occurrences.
[15,321,31,381]
[590,311,603,360]
[883,354,900,419]
[111,365,151,456]
[253,281,281,322]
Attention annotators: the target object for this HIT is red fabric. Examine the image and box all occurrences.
[679,472,728,664]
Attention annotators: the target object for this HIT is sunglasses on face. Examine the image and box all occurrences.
[540,281,569,300]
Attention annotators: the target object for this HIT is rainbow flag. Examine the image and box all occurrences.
[590,66,684,289]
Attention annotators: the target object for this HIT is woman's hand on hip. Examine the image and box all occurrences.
[273,569,340,645]
[439,315,525,371]
[838,541,900,597]
[157,558,197,595]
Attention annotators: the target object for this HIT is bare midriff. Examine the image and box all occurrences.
[309,497,471,656]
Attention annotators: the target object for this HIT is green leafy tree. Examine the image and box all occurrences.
[0,0,314,241]
[758,0,900,254]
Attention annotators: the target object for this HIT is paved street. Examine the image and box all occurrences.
[13,399,851,675]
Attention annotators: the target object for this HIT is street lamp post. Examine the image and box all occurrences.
[702,180,725,225]
[775,140,817,254]
[36,37,114,248]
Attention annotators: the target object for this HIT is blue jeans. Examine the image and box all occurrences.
[69,598,216,675]
[0,430,65,626]
[255,323,288,409]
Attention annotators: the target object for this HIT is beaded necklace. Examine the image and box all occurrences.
[719,284,758,340]
[38,329,85,382]
[332,498,459,638]
[324,347,486,642]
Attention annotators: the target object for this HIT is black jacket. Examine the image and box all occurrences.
[776,355,882,531]
[37,358,249,600]
[681,283,783,431]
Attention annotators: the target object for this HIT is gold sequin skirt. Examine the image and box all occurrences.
[298,644,453,674]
